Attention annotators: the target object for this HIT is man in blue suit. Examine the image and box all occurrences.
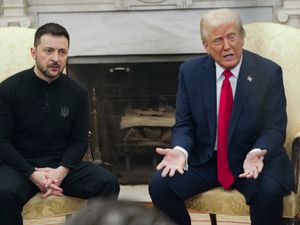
[149,8,294,225]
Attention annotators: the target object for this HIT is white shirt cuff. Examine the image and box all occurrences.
[249,148,264,160]
[174,146,188,170]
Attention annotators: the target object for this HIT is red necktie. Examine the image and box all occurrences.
[217,70,234,189]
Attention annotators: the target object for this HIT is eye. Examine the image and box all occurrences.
[59,49,67,56]
[213,38,222,45]
[44,48,53,54]
[228,34,236,41]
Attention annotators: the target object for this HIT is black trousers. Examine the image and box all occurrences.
[0,161,119,225]
[149,153,289,225]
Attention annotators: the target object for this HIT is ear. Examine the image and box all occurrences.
[202,41,210,54]
[30,47,36,60]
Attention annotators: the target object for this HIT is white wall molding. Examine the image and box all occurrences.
[0,0,31,27]
[2,0,296,57]
[276,0,300,28]
[25,0,282,13]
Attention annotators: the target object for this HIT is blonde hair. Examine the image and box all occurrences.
[200,8,245,42]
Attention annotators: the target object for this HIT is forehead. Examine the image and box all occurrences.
[208,23,240,37]
[38,34,69,49]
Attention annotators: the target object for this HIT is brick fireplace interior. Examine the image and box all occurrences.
[67,54,198,184]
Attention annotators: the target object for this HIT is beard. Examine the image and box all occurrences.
[35,59,65,81]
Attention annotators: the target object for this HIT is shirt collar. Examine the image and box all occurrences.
[31,67,62,86]
[215,56,243,81]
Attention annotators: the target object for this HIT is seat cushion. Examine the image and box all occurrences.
[186,187,299,218]
[22,193,87,220]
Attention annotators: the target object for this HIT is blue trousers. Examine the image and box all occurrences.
[149,153,288,225]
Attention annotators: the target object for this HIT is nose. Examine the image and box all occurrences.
[223,38,231,50]
[51,51,59,61]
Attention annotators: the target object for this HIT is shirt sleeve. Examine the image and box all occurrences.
[174,146,189,170]
[59,88,89,168]
[0,84,34,177]
[249,148,264,160]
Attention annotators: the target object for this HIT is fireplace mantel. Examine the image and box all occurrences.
[1,0,299,57]
[39,8,276,57]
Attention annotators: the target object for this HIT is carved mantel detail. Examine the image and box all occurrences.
[0,0,286,28]
[276,0,300,28]
[0,0,31,27]
[114,0,192,10]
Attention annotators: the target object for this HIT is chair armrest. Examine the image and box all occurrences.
[291,132,300,193]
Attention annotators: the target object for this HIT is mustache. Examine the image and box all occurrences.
[49,62,60,67]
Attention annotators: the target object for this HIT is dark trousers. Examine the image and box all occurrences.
[149,153,288,225]
[0,161,119,225]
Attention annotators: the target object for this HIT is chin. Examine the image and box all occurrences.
[223,62,238,69]
[45,71,60,79]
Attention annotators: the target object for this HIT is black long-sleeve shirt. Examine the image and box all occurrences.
[0,68,89,177]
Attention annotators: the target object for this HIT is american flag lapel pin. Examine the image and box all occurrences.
[247,75,253,82]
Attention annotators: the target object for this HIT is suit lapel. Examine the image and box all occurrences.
[199,57,217,141]
[228,51,255,143]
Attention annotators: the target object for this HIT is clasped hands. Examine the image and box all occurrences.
[156,147,268,180]
[30,166,69,198]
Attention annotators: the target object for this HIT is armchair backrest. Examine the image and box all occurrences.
[0,27,36,82]
[244,22,300,152]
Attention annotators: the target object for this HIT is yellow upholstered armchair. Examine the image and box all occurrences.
[186,22,300,225]
[0,27,87,224]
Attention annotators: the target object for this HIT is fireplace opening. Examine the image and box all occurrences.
[67,54,198,184]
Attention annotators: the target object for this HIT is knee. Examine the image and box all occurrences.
[149,171,170,199]
[94,172,120,198]
[250,184,284,206]
[106,174,120,195]
[0,185,20,203]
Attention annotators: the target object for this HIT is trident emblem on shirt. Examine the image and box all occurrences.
[61,106,69,118]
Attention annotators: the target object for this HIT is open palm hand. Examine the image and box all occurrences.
[239,149,267,179]
[156,148,186,177]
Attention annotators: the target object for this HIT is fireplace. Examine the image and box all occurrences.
[67,54,197,183]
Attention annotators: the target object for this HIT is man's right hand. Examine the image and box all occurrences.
[156,148,186,177]
[30,170,63,198]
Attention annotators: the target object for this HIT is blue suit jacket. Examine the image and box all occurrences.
[172,50,294,191]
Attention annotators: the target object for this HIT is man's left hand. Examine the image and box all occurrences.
[239,150,267,179]
[35,166,70,197]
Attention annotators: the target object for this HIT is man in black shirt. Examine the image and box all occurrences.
[0,23,119,225]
